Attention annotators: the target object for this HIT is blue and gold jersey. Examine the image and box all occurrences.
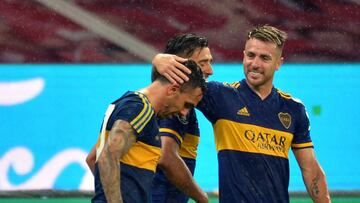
[197,79,313,203]
[93,91,161,203]
[152,108,200,203]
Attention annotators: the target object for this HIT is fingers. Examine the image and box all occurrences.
[168,63,189,83]
[166,70,184,84]
[173,56,191,74]
[163,73,177,85]
[173,55,188,63]
[164,65,186,84]
[152,53,191,85]
[164,56,190,84]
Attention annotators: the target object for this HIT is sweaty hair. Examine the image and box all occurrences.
[164,33,208,57]
[152,33,208,82]
[153,59,206,93]
[247,25,288,50]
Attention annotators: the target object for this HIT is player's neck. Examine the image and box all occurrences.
[138,82,167,114]
[248,83,273,100]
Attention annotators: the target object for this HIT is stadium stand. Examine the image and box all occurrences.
[0,0,359,63]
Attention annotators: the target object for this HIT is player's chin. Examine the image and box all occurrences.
[247,77,264,86]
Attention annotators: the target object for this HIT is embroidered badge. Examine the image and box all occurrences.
[177,114,189,125]
[278,112,291,129]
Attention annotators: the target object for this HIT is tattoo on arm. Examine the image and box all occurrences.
[98,120,136,203]
[310,174,320,198]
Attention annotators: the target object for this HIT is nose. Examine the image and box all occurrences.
[203,64,213,78]
[251,57,261,68]
[179,108,190,117]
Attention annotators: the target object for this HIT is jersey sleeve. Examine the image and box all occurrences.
[158,109,198,145]
[291,103,313,149]
[107,93,154,135]
[158,117,186,145]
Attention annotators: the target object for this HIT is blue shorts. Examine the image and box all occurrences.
[151,181,189,203]
[151,158,196,203]
[92,163,154,203]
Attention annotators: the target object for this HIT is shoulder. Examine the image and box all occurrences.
[113,91,152,111]
[112,91,155,132]
[277,89,304,105]
[207,81,240,88]
[206,81,241,95]
[276,89,307,116]
[159,108,196,127]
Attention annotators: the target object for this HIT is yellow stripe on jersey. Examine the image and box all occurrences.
[121,141,161,172]
[159,128,183,143]
[277,89,292,100]
[223,82,241,88]
[136,110,154,132]
[292,142,313,148]
[179,133,200,159]
[214,119,293,159]
[230,82,240,88]
[130,93,154,133]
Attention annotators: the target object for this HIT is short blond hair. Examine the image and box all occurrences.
[247,25,288,50]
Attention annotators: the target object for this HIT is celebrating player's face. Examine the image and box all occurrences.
[243,38,283,89]
[190,47,213,80]
[158,87,203,119]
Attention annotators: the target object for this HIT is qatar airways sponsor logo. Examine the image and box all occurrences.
[244,130,287,153]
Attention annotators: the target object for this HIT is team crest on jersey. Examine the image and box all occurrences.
[278,112,291,129]
[177,114,189,125]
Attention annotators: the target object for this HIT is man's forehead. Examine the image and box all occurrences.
[191,47,211,59]
[245,49,273,57]
[245,38,278,50]
[189,89,203,102]
[182,87,203,99]
[245,40,278,56]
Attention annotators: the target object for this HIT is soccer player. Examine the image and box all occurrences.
[153,25,331,203]
[151,34,213,203]
[88,60,206,203]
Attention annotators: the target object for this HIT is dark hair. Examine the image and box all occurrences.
[179,60,206,93]
[151,33,208,82]
[247,25,288,50]
[153,59,206,93]
[164,33,208,57]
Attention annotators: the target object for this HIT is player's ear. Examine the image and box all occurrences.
[167,84,180,96]
[275,57,284,71]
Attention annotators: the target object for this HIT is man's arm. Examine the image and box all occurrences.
[158,136,208,203]
[293,148,331,203]
[152,53,190,84]
[97,119,137,203]
[86,144,96,175]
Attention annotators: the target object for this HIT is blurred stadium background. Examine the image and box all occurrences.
[1,0,360,202]
[1,0,359,63]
